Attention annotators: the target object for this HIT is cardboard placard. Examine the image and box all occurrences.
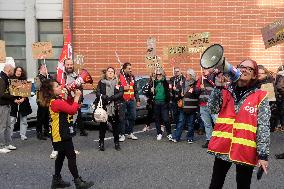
[146,37,156,57]
[74,54,84,73]
[0,40,6,63]
[188,32,210,53]
[32,42,53,59]
[261,19,284,49]
[261,83,276,101]
[9,79,32,97]
[145,55,162,71]
[167,45,189,57]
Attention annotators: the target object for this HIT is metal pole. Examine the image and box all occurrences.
[69,0,74,60]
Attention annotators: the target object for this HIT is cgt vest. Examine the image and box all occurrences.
[208,89,267,166]
[49,99,75,142]
[120,73,135,101]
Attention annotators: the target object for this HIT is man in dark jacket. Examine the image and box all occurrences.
[118,62,140,141]
[0,64,17,153]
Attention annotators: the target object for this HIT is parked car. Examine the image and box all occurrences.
[81,76,150,125]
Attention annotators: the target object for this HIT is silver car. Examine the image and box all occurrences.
[81,76,150,125]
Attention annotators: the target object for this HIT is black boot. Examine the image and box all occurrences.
[74,177,94,189]
[51,175,71,189]
[37,133,47,140]
[114,143,121,151]
[275,153,284,159]
[202,141,209,148]
[99,140,104,151]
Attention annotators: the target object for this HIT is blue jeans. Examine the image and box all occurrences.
[154,102,171,135]
[173,111,196,141]
[200,106,217,141]
[119,100,136,135]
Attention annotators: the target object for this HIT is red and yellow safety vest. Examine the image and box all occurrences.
[120,73,135,101]
[208,89,267,166]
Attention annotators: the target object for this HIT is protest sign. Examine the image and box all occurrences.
[261,19,284,49]
[167,45,189,57]
[9,79,32,97]
[188,32,210,53]
[146,36,156,57]
[145,55,162,71]
[74,54,84,73]
[261,83,276,101]
[32,42,53,59]
[0,40,6,63]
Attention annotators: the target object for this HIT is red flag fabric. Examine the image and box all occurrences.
[56,30,72,86]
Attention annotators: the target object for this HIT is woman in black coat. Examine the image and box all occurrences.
[10,67,32,140]
[95,67,123,151]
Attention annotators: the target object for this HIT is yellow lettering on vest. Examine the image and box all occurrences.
[232,137,256,148]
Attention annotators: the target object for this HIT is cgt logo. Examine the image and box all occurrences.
[244,103,257,115]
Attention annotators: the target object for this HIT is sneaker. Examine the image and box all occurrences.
[21,135,27,140]
[161,125,165,132]
[127,133,138,140]
[167,134,173,141]
[142,125,150,132]
[169,138,177,143]
[202,141,209,148]
[5,145,16,150]
[157,134,162,141]
[187,139,194,144]
[75,150,80,155]
[0,148,11,153]
[50,150,58,159]
[119,135,126,142]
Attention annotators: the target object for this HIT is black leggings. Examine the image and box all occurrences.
[54,141,79,179]
[209,157,254,189]
[99,116,119,143]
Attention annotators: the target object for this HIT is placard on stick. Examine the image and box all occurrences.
[188,32,211,53]
[261,19,284,49]
[0,40,6,63]
[9,79,32,97]
[32,42,53,59]
[261,83,276,101]
[145,55,162,71]
[74,54,84,73]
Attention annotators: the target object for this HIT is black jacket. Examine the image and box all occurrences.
[0,71,14,105]
[145,78,170,103]
[95,79,123,108]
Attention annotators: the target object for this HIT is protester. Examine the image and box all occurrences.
[148,68,172,141]
[10,67,32,140]
[207,59,270,189]
[0,64,17,153]
[95,67,123,151]
[170,69,199,143]
[196,68,217,148]
[169,67,185,126]
[34,64,50,140]
[257,65,278,132]
[64,58,88,136]
[38,79,94,189]
[118,62,140,141]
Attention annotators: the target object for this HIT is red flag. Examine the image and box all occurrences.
[56,30,72,86]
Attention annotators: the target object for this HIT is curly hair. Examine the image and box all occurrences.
[37,79,57,107]
[13,66,27,80]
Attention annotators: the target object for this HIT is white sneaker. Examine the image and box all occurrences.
[119,135,126,142]
[157,134,162,141]
[5,145,16,150]
[75,150,80,155]
[167,134,173,141]
[142,125,150,132]
[21,135,27,140]
[50,150,58,159]
[127,133,138,140]
[0,148,11,153]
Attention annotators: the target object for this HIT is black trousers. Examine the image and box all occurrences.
[99,115,119,143]
[75,108,85,133]
[209,157,254,189]
[35,103,49,134]
[145,103,154,126]
[54,139,79,179]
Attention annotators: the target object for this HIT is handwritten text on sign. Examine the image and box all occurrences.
[145,56,162,70]
[167,46,189,57]
[188,32,210,53]
[261,19,284,49]
[32,42,53,59]
[9,79,32,97]
[0,40,6,63]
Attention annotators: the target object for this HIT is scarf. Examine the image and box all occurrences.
[101,79,117,116]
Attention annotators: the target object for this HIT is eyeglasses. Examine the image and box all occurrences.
[237,65,255,73]
[156,74,162,76]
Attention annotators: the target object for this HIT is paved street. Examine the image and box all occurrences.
[1,123,284,189]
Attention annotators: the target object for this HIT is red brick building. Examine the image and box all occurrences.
[63,0,284,84]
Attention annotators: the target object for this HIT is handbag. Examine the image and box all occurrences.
[93,95,108,123]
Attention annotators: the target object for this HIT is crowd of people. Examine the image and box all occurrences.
[1,58,284,188]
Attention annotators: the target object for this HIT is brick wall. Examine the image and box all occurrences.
[63,0,284,85]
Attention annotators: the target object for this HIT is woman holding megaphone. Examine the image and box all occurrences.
[207,59,270,189]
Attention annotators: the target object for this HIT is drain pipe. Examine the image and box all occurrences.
[69,0,74,59]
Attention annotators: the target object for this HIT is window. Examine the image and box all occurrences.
[0,20,26,69]
[38,20,63,74]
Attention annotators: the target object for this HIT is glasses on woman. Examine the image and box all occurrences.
[156,73,162,76]
[237,65,255,73]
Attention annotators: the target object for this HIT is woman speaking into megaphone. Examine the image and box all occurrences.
[206,59,271,189]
